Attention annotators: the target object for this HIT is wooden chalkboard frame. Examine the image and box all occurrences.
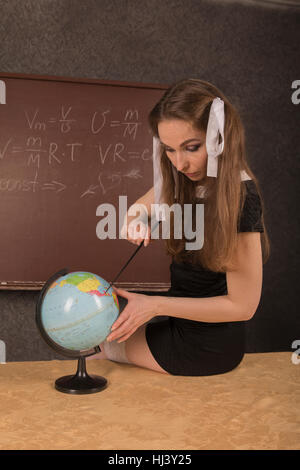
[0,72,170,290]
[0,71,168,92]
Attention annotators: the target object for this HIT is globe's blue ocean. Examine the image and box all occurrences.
[40,272,119,351]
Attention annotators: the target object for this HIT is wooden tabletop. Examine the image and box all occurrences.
[0,353,298,450]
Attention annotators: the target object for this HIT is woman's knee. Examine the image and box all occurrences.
[100,339,131,364]
[125,325,169,374]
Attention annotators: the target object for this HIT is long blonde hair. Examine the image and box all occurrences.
[148,78,270,272]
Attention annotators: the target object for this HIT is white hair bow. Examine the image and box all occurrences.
[206,97,225,178]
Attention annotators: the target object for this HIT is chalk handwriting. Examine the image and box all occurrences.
[98,172,122,195]
[0,138,12,159]
[0,173,66,194]
[91,110,110,134]
[95,142,126,164]
[59,106,76,133]
[25,109,46,131]
[42,180,66,193]
[0,104,152,198]
[67,142,83,162]
[123,169,143,179]
[80,184,99,199]
[80,167,143,198]
[110,109,141,140]
[48,142,61,165]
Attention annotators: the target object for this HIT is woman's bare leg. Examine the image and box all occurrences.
[124,324,169,374]
[88,325,169,374]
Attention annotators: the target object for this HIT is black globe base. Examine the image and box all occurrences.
[54,357,107,394]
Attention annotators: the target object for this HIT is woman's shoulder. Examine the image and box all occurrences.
[238,180,264,233]
[241,179,262,205]
[242,179,259,192]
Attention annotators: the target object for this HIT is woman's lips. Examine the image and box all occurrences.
[184,171,200,177]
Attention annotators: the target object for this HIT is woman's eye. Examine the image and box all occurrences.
[187,145,201,152]
[165,145,201,153]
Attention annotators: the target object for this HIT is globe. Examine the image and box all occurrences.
[40,271,119,351]
[36,268,122,394]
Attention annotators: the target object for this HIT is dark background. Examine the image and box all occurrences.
[0,0,299,361]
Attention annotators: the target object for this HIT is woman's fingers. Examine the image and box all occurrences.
[128,220,151,246]
[120,216,153,247]
[144,225,152,247]
[107,316,133,342]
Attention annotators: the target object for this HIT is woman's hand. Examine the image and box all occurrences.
[106,287,158,343]
[120,209,153,247]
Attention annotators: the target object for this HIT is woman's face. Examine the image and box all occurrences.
[158,119,208,181]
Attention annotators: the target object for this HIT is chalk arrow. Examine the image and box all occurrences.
[42,181,67,193]
[124,169,143,179]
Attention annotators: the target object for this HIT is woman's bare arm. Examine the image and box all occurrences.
[154,232,263,322]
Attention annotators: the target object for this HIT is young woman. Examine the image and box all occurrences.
[96,78,270,376]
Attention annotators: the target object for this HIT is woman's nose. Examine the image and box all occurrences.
[174,152,189,172]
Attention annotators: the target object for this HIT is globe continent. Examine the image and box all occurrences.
[41,271,119,351]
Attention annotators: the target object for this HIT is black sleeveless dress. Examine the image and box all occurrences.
[145,180,264,376]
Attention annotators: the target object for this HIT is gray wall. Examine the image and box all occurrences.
[0,0,299,361]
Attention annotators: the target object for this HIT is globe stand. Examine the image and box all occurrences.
[55,356,107,395]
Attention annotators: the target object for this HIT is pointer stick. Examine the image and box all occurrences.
[105,219,161,294]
